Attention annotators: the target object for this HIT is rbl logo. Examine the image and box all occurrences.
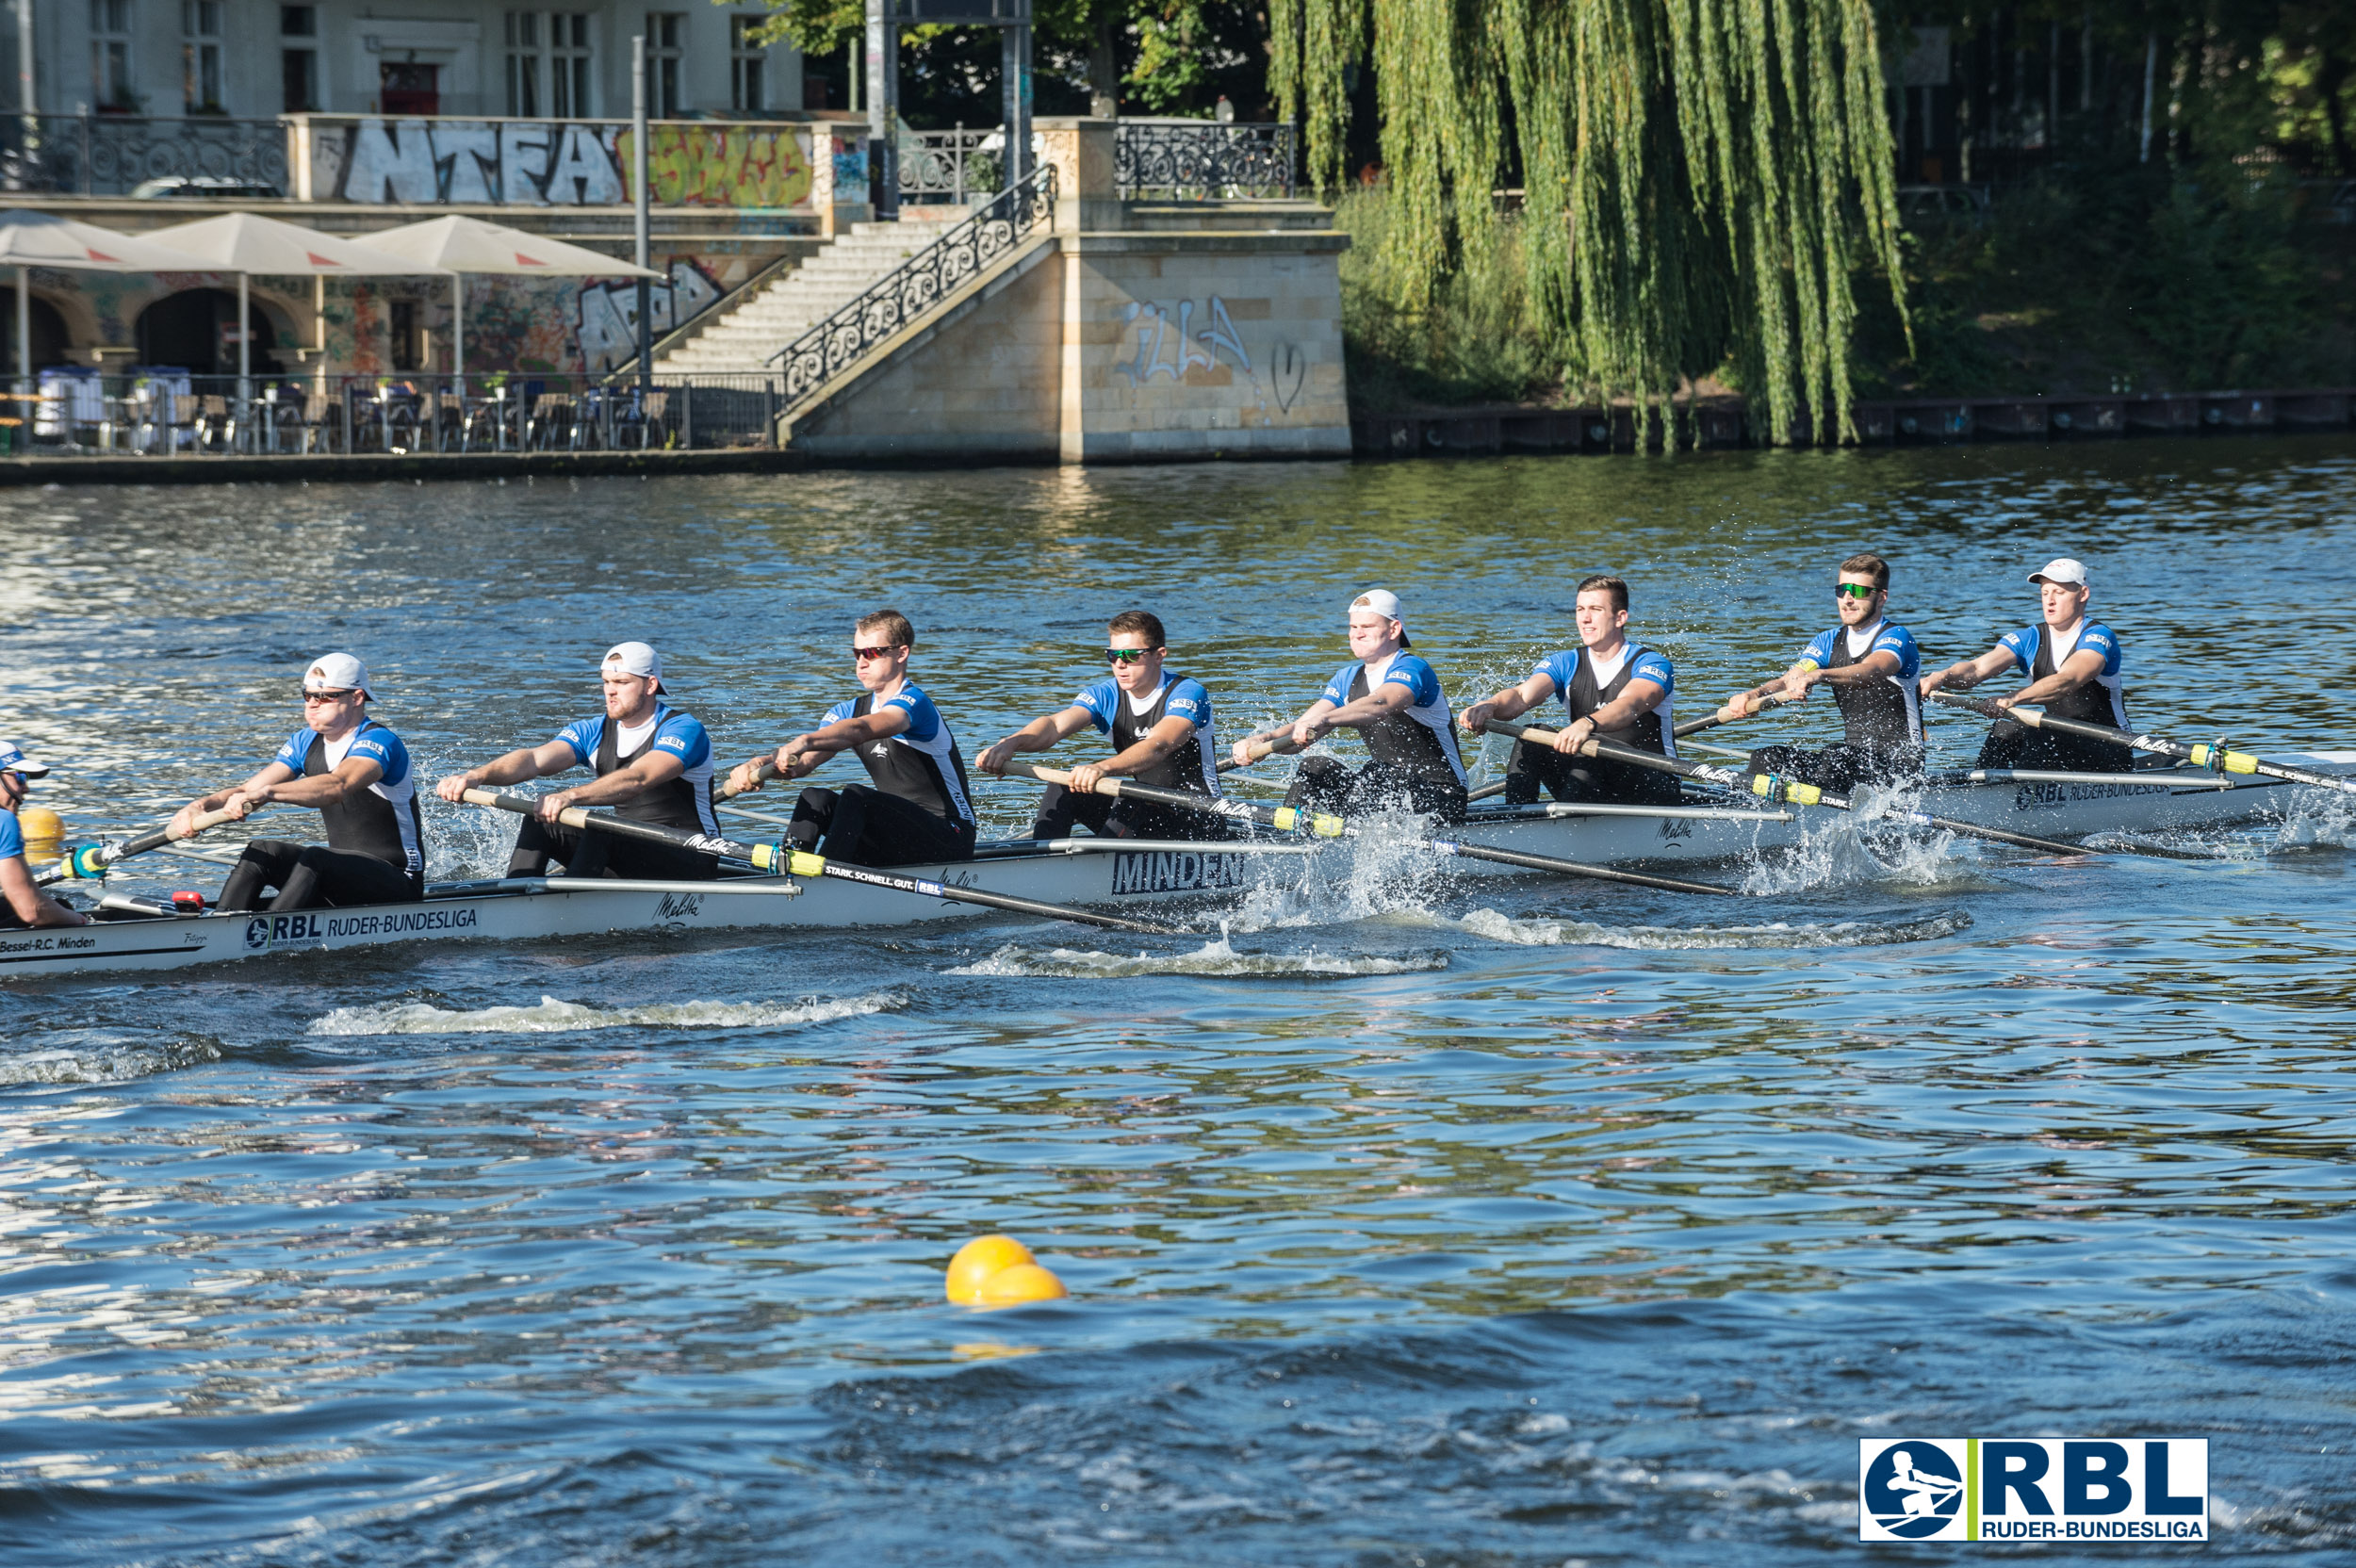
[1858,1438,2208,1543]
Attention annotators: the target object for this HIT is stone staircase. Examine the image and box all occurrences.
[652,222,940,376]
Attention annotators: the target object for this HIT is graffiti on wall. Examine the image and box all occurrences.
[312,119,813,208]
[575,261,722,373]
[1113,295,1312,415]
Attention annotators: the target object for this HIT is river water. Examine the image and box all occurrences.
[3,439,2354,1564]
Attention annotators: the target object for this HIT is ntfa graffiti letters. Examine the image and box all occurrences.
[575,261,721,373]
[313,119,811,209]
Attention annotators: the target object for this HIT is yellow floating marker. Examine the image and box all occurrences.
[944,1234,1034,1304]
[17,806,61,860]
[975,1263,1068,1307]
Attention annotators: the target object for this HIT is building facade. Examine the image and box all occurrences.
[13,0,801,122]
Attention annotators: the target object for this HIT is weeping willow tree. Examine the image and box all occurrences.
[1269,0,1911,444]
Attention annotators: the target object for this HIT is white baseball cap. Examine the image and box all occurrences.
[601,640,665,692]
[1349,588,1405,623]
[0,737,50,777]
[303,651,372,696]
[2027,558,2090,587]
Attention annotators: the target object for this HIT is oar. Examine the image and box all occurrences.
[1927,692,2356,797]
[1461,696,1798,804]
[39,802,253,886]
[1216,732,1305,774]
[1479,718,2096,858]
[993,760,1740,898]
[460,788,1184,936]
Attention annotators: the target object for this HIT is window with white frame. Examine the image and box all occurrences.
[505,12,594,118]
[647,13,684,119]
[90,0,134,111]
[730,15,766,113]
[182,0,223,113]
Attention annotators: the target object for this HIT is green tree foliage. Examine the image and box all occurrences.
[1268,0,1912,444]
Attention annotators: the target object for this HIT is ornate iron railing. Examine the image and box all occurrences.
[1116,120,1295,200]
[0,114,287,197]
[770,161,1056,411]
[900,127,1003,204]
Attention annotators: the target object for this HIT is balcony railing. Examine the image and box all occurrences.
[900,127,1002,205]
[0,114,288,197]
[1116,120,1295,200]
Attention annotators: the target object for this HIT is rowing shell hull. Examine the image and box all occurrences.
[9,760,2342,978]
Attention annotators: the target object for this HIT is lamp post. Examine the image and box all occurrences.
[632,32,652,397]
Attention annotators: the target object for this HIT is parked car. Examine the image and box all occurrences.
[128,176,283,200]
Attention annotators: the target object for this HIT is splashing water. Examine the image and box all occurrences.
[308,990,908,1037]
[1448,906,1974,950]
[0,1032,222,1086]
[945,937,1448,978]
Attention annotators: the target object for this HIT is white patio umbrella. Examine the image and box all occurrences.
[359,215,661,379]
[143,212,449,395]
[0,209,214,390]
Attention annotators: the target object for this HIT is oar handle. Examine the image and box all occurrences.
[720,758,784,799]
[1219,732,1304,773]
[994,758,1126,799]
[53,799,254,881]
[1926,690,2013,723]
[1671,690,1797,739]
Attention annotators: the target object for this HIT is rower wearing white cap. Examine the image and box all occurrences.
[174,653,428,912]
[1,738,89,929]
[1231,589,1468,821]
[434,641,723,881]
[1917,558,2134,772]
[1459,573,1681,806]
[725,608,977,866]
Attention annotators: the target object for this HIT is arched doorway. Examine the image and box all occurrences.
[133,288,283,376]
[0,289,71,374]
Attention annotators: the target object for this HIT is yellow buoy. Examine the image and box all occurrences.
[975,1263,1068,1308]
[16,806,62,860]
[944,1234,1034,1304]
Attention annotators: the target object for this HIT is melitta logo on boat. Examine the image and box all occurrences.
[1110,851,1249,895]
[1857,1438,2208,1543]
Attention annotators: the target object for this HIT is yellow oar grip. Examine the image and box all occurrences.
[2190,744,2258,775]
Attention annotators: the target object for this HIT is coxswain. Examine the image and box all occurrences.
[0,738,88,928]
[1714,551,1925,790]
[726,609,977,866]
[975,609,1230,841]
[178,654,426,912]
[1917,557,2133,772]
[434,642,723,881]
[1232,589,1468,821]
[1459,574,1679,806]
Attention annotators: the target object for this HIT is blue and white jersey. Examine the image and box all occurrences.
[1798,619,1922,747]
[551,703,718,834]
[826,680,975,826]
[275,718,425,875]
[2000,619,2128,727]
[0,808,21,864]
[1072,672,1221,795]
[1322,650,1467,785]
[1530,643,1677,756]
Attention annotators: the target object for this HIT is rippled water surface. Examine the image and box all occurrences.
[4,441,2356,1564]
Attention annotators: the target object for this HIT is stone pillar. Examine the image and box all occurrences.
[1032,117,1121,233]
[811,127,873,237]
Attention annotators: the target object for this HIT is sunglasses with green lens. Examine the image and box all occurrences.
[1833,583,1879,600]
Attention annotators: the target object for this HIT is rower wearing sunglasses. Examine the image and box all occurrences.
[1234,589,1469,822]
[1714,552,1924,791]
[434,641,724,882]
[175,653,427,912]
[975,609,1230,842]
[1459,574,1679,806]
[1918,557,2132,773]
[726,608,977,866]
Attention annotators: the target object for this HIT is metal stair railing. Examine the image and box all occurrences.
[767,163,1057,414]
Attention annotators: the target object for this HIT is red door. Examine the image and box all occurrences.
[380,63,439,116]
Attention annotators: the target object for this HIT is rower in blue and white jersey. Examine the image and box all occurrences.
[435,641,724,881]
[727,608,977,867]
[0,738,88,929]
[1232,589,1468,822]
[173,653,429,912]
[976,608,1229,842]
[1918,557,2134,772]
[1460,574,1681,806]
[1715,551,1927,791]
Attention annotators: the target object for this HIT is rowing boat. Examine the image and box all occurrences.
[11,755,2348,978]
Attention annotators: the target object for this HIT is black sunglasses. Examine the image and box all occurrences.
[852,645,906,662]
[1105,647,1161,664]
[303,687,358,702]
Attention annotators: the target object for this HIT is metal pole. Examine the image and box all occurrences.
[16,0,36,155]
[632,33,652,400]
[451,273,464,381]
[867,0,895,220]
[236,270,251,440]
[14,263,26,397]
[1001,24,1029,188]
[2138,31,2155,163]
